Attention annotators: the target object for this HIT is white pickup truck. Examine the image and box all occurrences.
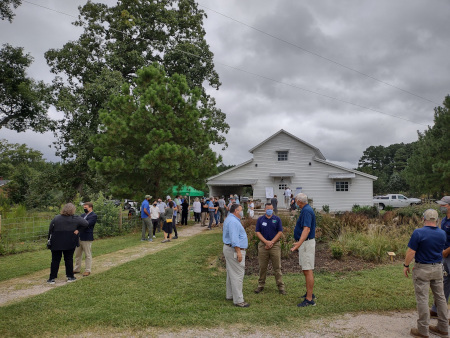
[373,194,421,210]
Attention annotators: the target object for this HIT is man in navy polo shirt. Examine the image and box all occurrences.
[404,209,448,338]
[291,193,316,307]
[430,196,450,319]
[254,203,285,295]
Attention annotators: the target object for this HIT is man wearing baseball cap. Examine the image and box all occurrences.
[404,209,448,337]
[141,195,153,242]
[430,196,450,321]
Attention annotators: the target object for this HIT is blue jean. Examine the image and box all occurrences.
[431,255,450,312]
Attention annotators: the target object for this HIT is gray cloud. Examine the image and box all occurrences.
[1,0,449,169]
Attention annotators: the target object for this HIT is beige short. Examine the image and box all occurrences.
[298,238,315,270]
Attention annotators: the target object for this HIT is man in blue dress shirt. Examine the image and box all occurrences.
[223,203,249,307]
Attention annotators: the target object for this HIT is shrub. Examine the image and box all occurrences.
[317,213,341,240]
[352,204,379,218]
[330,242,344,259]
[322,205,330,213]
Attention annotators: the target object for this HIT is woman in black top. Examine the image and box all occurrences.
[47,203,88,284]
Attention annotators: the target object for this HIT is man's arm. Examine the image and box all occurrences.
[443,247,450,258]
[403,247,416,277]
[291,227,310,252]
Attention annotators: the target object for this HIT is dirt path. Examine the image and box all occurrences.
[0,223,207,307]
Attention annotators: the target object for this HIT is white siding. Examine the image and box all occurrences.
[208,131,375,211]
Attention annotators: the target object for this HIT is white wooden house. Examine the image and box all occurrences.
[207,129,377,211]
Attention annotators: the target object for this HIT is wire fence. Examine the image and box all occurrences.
[0,212,142,255]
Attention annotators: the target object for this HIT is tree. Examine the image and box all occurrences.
[0,44,50,132]
[0,0,21,22]
[404,95,450,196]
[90,64,221,197]
[358,142,415,194]
[45,0,228,198]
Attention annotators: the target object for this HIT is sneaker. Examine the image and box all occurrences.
[172,236,178,239]
[297,299,316,307]
[234,302,250,308]
[429,325,449,338]
[47,278,55,284]
[301,292,316,300]
[161,239,169,243]
[153,235,156,238]
[254,287,264,294]
[141,239,147,241]
[148,239,153,242]
[67,277,77,283]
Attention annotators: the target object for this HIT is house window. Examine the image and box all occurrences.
[279,183,287,190]
[335,181,349,192]
[278,151,288,161]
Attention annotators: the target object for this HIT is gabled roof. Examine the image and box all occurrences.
[207,159,253,182]
[313,157,378,180]
[248,129,326,160]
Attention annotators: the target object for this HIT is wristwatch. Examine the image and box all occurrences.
[403,263,409,268]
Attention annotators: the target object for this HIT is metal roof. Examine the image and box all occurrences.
[328,173,356,179]
[207,179,257,186]
[269,173,295,177]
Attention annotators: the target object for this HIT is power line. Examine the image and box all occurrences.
[198,2,440,106]
[21,0,429,126]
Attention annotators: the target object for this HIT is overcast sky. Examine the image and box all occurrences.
[1,0,449,169]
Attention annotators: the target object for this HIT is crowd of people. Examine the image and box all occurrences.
[44,190,450,337]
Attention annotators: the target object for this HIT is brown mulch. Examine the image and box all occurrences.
[239,242,382,275]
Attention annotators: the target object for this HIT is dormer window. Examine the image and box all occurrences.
[277,151,288,161]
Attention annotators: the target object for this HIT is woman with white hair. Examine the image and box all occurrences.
[248,199,254,218]
[47,203,88,284]
[193,197,201,223]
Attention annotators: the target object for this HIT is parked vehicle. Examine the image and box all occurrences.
[373,194,421,210]
[124,199,139,215]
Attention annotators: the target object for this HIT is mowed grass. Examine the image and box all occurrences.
[0,232,417,337]
[0,231,143,281]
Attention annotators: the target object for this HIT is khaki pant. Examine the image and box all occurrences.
[223,244,246,304]
[413,262,448,336]
[201,212,207,226]
[74,241,93,273]
[257,241,285,290]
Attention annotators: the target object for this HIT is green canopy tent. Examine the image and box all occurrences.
[171,185,204,204]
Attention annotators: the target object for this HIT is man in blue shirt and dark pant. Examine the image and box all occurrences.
[404,209,448,338]
[223,203,249,308]
[254,203,285,295]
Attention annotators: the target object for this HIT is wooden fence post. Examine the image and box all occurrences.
[0,214,2,238]
[119,207,122,231]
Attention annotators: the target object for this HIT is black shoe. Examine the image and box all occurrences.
[172,236,178,239]
[234,302,250,308]
[47,278,55,284]
[430,310,438,318]
[67,277,77,283]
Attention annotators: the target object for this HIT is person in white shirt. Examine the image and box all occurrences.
[150,201,160,238]
[193,198,202,223]
[284,187,291,209]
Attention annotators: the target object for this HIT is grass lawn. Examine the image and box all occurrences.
[0,232,417,337]
[0,231,143,282]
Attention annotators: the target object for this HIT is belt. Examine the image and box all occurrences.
[224,243,246,250]
[305,237,314,241]
[415,261,441,265]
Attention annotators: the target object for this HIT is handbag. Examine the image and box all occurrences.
[47,234,52,249]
